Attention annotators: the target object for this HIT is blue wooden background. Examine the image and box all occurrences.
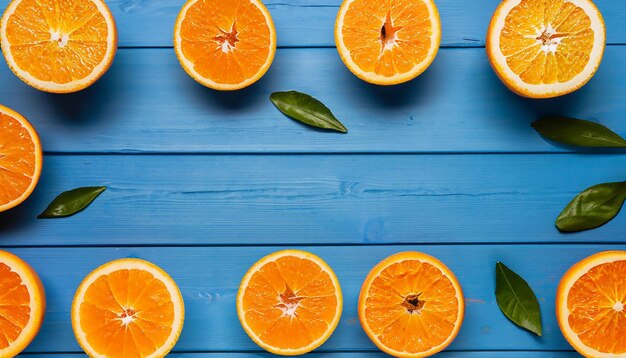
[1,0,625,356]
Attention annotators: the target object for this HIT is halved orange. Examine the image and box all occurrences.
[0,105,43,213]
[0,250,46,357]
[72,258,185,358]
[556,251,626,358]
[174,0,277,91]
[359,252,464,357]
[486,0,606,98]
[1,0,117,93]
[236,250,343,355]
[335,0,441,85]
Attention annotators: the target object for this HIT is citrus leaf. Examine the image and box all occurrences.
[495,262,542,336]
[270,91,348,133]
[532,117,626,148]
[556,181,626,232]
[38,186,106,219]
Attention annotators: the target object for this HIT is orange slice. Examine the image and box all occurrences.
[0,250,46,357]
[556,250,626,358]
[335,0,441,85]
[0,105,43,213]
[236,250,343,355]
[174,0,277,91]
[359,252,464,357]
[486,0,606,98]
[0,0,117,93]
[71,258,185,358]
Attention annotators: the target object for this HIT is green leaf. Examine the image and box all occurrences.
[495,262,542,336]
[532,117,626,148]
[270,91,348,133]
[556,181,626,232]
[38,186,106,219]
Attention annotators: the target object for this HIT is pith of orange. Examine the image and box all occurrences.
[71,258,185,358]
[0,0,117,93]
[0,250,46,357]
[556,251,626,358]
[335,0,441,86]
[0,105,43,213]
[174,0,277,91]
[486,0,606,98]
[236,250,343,356]
[359,252,464,357]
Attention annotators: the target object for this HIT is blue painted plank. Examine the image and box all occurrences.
[21,353,581,357]
[1,47,625,154]
[6,245,623,353]
[0,0,622,47]
[2,154,626,246]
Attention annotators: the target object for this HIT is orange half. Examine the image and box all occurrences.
[71,258,185,358]
[174,0,277,91]
[335,0,441,85]
[486,0,606,98]
[0,105,43,213]
[236,250,343,355]
[556,251,626,358]
[0,250,46,357]
[359,252,464,357]
[0,0,118,93]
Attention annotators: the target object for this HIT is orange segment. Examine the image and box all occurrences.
[359,252,464,357]
[72,258,185,358]
[236,250,343,355]
[0,250,46,357]
[486,0,605,98]
[1,0,117,93]
[335,0,441,85]
[0,105,43,213]
[174,0,277,91]
[557,251,626,358]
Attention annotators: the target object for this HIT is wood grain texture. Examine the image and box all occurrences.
[24,353,581,357]
[1,47,624,154]
[0,0,622,47]
[9,245,624,353]
[2,154,626,246]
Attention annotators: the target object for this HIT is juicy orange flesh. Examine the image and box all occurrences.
[0,263,31,349]
[500,0,594,85]
[363,260,459,353]
[79,269,175,358]
[241,256,339,350]
[4,0,109,84]
[567,260,626,354]
[0,113,37,206]
[179,0,272,85]
[341,0,434,77]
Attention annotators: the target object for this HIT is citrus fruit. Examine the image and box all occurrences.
[174,0,277,91]
[0,0,118,93]
[71,258,185,358]
[0,105,43,213]
[0,250,46,357]
[486,0,606,98]
[236,250,343,355]
[359,252,464,357]
[335,0,441,86]
[556,250,626,358]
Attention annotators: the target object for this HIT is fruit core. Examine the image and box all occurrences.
[402,293,425,314]
[118,308,136,325]
[276,286,304,317]
[535,25,564,53]
[214,23,239,53]
[380,13,402,52]
[614,301,624,312]
[50,31,69,48]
